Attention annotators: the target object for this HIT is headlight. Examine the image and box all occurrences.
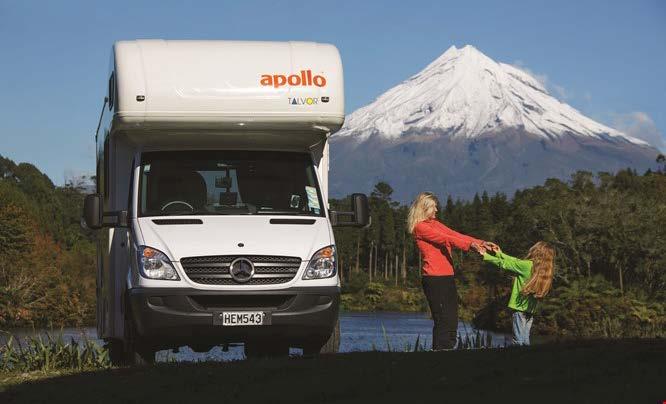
[303,245,336,280]
[137,246,179,280]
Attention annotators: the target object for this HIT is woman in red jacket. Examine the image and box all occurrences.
[407,192,489,350]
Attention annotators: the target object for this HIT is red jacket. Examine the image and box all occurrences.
[413,219,482,276]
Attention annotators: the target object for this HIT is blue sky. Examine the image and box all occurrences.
[0,0,664,184]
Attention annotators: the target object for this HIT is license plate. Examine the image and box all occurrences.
[219,311,266,326]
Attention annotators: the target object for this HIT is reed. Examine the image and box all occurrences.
[376,321,493,352]
[455,330,494,350]
[381,324,392,352]
[0,331,110,373]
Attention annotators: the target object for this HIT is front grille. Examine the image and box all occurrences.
[181,255,302,285]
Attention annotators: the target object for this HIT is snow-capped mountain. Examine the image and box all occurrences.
[330,45,658,203]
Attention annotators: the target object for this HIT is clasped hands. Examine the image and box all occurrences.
[470,241,500,256]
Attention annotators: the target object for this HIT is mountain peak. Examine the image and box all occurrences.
[439,44,482,57]
[335,45,647,146]
[422,44,494,75]
[455,44,485,56]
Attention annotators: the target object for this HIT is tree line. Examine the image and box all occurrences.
[1,151,664,335]
[332,165,666,300]
[331,158,665,336]
[0,155,96,327]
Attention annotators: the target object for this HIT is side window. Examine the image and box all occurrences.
[108,72,115,110]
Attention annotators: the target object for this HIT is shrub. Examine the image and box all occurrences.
[538,277,666,338]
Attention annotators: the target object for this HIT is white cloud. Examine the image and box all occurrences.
[552,84,569,100]
[508,63,664,151]
[512,60,549,87]
[512,60,571,101]
[612,111,665,151]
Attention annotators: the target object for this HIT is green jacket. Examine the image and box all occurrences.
[483,251,537,314]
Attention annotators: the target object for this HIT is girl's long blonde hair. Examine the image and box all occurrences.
[407,192,439,234]
[521,241,555,298]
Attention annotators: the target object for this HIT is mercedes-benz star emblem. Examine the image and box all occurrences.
[229,258,255,283]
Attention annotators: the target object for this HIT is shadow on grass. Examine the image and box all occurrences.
[1,339,664,404]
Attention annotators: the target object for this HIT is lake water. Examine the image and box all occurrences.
[2,312,510,362]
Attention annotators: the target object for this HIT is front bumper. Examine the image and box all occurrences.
[127,286,339,349]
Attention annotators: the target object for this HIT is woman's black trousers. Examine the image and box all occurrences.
[421,275,458,350]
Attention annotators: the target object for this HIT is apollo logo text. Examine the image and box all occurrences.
[260,70,327,88]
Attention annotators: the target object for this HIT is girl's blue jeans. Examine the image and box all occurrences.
[512,311,534,345]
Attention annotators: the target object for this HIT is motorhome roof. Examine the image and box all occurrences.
[111,40,344,141]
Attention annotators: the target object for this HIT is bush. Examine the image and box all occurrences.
[538,277,666,338]
[364,282,385,304]
[341,280,428,312]
[474,276,666,337]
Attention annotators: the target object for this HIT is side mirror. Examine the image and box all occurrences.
[330,193,370,228]
[351,193,370,227]
[83,194,102,229]
[82,194,129,229]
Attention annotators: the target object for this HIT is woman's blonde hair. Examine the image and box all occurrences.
[407,192,439,234]
[521,241,555,298]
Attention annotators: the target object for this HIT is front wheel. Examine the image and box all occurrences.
[304,319,340,355]
[105,338,126,367]
[124,308,155,366]
[125,340,155,366]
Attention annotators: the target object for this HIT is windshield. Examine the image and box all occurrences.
[138,150,325,217]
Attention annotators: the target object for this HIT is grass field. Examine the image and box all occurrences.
[1,339,664,403]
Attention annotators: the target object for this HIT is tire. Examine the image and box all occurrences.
[105,338,126,367]
[244,340,289,359]
[304,318,340,355]
[321,318,341,354]
[124,308,155,366]
[126,344,155,366]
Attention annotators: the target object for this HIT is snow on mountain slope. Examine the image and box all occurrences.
[329,45,658,202]
[336,45,647,146]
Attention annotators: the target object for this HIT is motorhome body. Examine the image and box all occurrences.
[84,40,368,365]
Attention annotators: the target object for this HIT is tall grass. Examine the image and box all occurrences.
[455,330,494,350]
[378,323,496,352]
[457,321,497,349]
[1,324,501,373]
[0,331,110,373]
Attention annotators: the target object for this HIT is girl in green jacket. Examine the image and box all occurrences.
[480,242,555,345]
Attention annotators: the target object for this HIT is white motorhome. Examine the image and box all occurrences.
[83,40,368,365]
